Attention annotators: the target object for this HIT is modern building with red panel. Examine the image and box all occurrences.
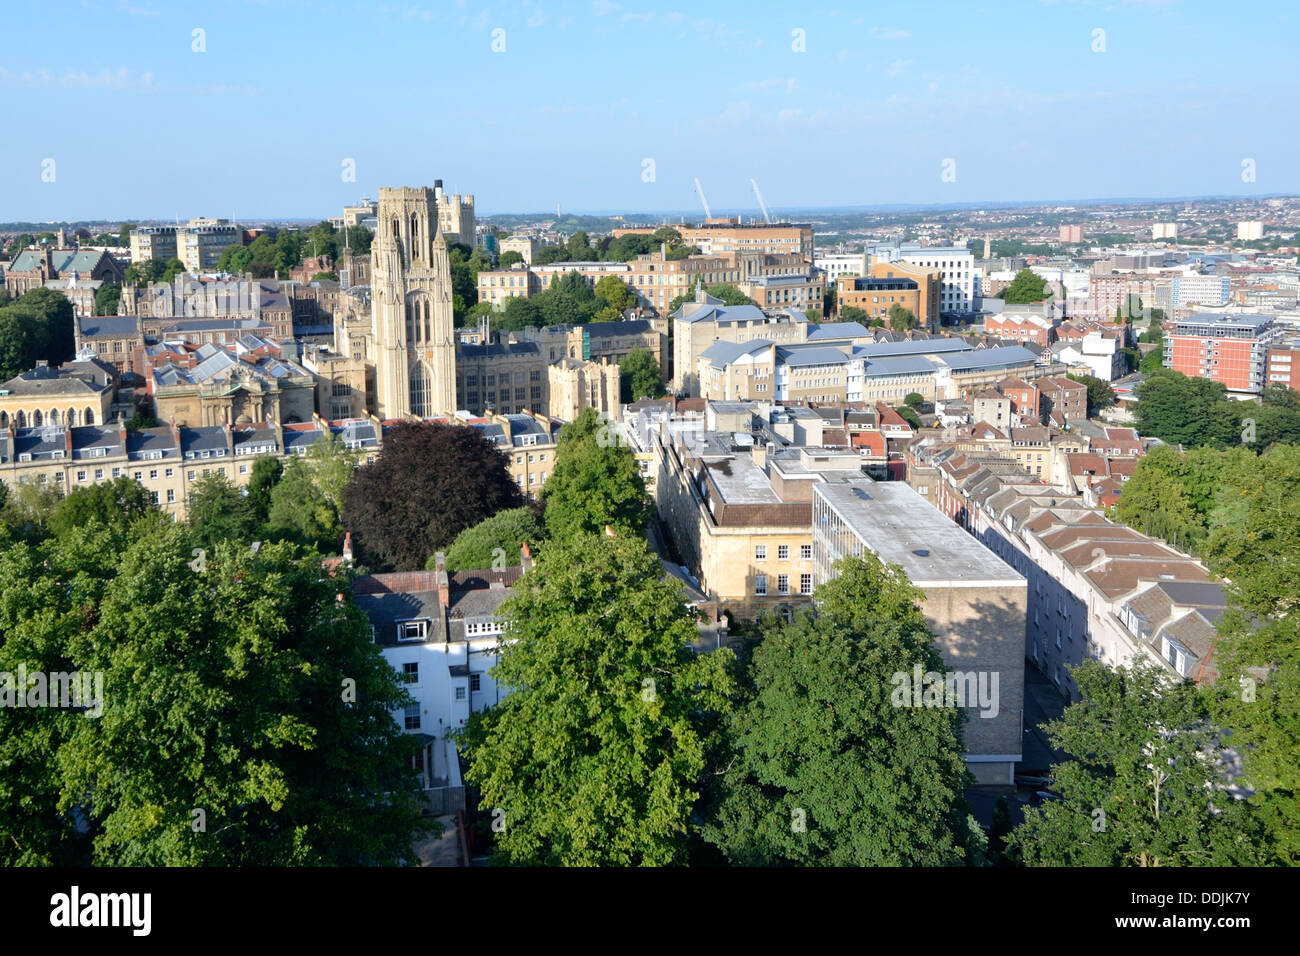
[1162,312,1279,395]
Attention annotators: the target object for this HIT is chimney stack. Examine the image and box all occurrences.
[520,541,533,573]
[434,551,450,607]
[342,531,354,565]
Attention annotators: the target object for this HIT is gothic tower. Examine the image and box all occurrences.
[370,186,457,419]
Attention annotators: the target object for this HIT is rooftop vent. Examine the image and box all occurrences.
[852,487,871,500]
[913,548,930,557]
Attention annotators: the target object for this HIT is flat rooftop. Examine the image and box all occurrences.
[815,480,1025,588]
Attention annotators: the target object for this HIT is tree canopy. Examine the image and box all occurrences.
[438,506,545,572]
[460,532,735,865]
[619,347,666,404]
[1006,661,1264,866]
[342,422,522,570]
[540,408,649,540]
[1000,269,1052,304]
[703,554,977,866]
[0,511,429,865]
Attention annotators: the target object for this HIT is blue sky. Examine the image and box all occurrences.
[3,0,1296,221]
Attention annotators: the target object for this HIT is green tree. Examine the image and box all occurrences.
[1138,343,1164,373]
[541,408,649,539]
[439,506,545,572]
[52,528,429,864]
[839,305,870,324]
[888,302,917,332]
[0,302,52,380]
[667,283,753,314]
[1065,373,1116,415]
[894,405,922,429]
[48,477,155,540]
[246,456,283,524]
[342,422,522,571]
[1112,445,1210,552]
[460,532,735,865]
[1000,269,1052,305]
[187,472,261,549]
[267,433,358,552]
[159,257,186,284]
[620,348,666,403]
[497,250,524,270]
[1006,661,1265,866]
[1134,369,1242,448]
[92,282,121,317]
[594,275,635,312]
[1198,444,1300,863]
[492,295,545,333]
[704,554,976,866]
[1,287,76,369]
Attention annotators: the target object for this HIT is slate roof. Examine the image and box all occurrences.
[806,322,870,341]
[700,339,772,369]
[0,366,109,397]
[855,338,972,358]
[939,346,1040,370]
[584,319,653,337]
[776,346,849,368]
[76,315,141,338]
[8,249,115,274]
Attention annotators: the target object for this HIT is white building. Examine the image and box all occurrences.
[352,555,521,812]
[1237,221,1264,242]
[814,252,869,283]
[1058,330,1124,381]
[1152,222,1178,240]
[896,244,978,315]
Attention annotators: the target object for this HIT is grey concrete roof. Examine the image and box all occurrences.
[814,480,1025,588]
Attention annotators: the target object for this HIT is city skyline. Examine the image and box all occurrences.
[3,0,1297,220]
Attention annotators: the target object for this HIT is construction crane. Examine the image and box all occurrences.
[693,177,712,221]
[750,178,772,224]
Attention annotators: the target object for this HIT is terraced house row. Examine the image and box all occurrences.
[0,415,381,518]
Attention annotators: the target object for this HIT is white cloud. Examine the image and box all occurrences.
[871,26,910,39]
[886,58,914,77]
[592,0,620,15]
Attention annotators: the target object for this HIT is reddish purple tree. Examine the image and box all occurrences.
[342,422,523,570]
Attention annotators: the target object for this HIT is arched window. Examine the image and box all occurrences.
[0,411,8,427]
[410,214,420,263]
[423,299,431,342]
[66,408,77,427]
[33,410,43,427]
[406,301,416,344]
[48,408,60,426]
[84,407,95,426]
[410,360,436,418]
[15,410,25,428]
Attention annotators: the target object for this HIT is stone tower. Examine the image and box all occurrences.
[370,186,457,419]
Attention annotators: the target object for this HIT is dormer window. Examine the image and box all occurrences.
[398,620,429,642]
